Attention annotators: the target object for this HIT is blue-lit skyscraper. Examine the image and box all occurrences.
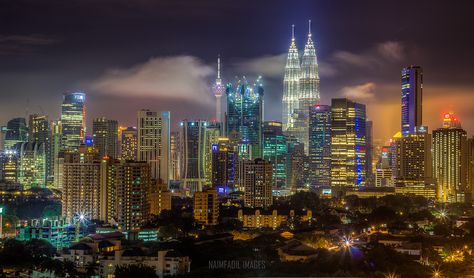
[60,92,86,151]
[331,98,367,187]
[401,66,423,137]
[226,77,264,159]
[309,105,331,187]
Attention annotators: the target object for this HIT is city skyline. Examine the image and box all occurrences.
[1,0,474,141]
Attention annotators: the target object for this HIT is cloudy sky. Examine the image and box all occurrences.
[1,0,474,142]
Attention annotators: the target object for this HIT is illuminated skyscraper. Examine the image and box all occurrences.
[282,25,301,131]
[241,158,273,208]
[170,131,181,181]
[401,66,423,137]
[330,98,367,187]
[468,137,474,199]
[61,145,101,219]
[137,110,170,184]
[92,117,118,159]
[203,122,221,185]
[16,142,46,188]
[262,121,287,189]
[366,120,374,186]
[51,120,62,189]
[29,114,52,180]
[309,104,331,187]
[213,56,225,124]
[180,120,208,194]
[4,118,28,150]
[394,128,433,188]
[433,113,468,203]
[211,137,235,194]
[226,77,264,158]
[299,20,320,113]
[61,92,86,151]
[120,127,137,161]
[100,159,151,231]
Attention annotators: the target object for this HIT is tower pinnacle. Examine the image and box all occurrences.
[291,24,295,41]
[308,20,312,37]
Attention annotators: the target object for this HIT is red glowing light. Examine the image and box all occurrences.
[444,113,450,119]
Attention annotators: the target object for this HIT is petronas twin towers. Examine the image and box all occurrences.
[282,20,320,132]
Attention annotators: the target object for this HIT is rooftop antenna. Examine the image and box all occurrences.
[308,19,312,37]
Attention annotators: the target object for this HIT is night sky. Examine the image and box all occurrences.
[1,0,474,142]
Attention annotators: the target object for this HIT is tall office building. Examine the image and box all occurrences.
[51,120,62,189]
[100,159,151,231]
[226,77,264,159]
[213,56,225,123]
[468,137,474,200]
[262,121,287,189]
[366,120,374,186]
[241,158,273,208]
[29,114,52,179]
[4,118,28,150]
[180,120,207,194]
[286,137,307,191]
[61,92,86,151]
[211,137,235,194]
[170,131,181,181]
[331,98,367,187]
[401,66,423,137]
[120,127,137,161]
[394,128,433,188]
[16,142,46,188]
[282,25,301,131]
[61,145,101,219]
[92,117,118,159]
[309,104,331,187]
[203,122,221,185]
[137,110,170,184]
[433,113,468,203]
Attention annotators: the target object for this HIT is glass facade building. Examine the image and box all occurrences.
[61,92,86,151]
[401,66,423,137]
[309,105,331,187]
[262,121,287,190]
[226,77,264,159]
[331,98,367,187]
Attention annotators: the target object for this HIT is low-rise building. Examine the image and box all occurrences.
[237,209,312,230]
[100,249,191,278]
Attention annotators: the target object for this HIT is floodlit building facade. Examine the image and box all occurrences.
[61,92,86,151]
[330,98,367,187]
[137,110,170,184]
[241,158,273,208]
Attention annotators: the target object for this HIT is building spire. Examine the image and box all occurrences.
[308,19,312,37]
[217,54,221,80]
[291,24,295,41]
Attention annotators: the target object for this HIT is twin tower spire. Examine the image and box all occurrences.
[282,20,320,132]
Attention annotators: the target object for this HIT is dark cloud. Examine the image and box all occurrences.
[0,34,58,54]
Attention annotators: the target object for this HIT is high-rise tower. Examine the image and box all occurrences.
[226,77,264,159]
[299,20,320,111]
[401,66,423,137]
[213,56,224,124]
[61,92,86,151]
[433,113,468,203]
[282,25,301,131]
